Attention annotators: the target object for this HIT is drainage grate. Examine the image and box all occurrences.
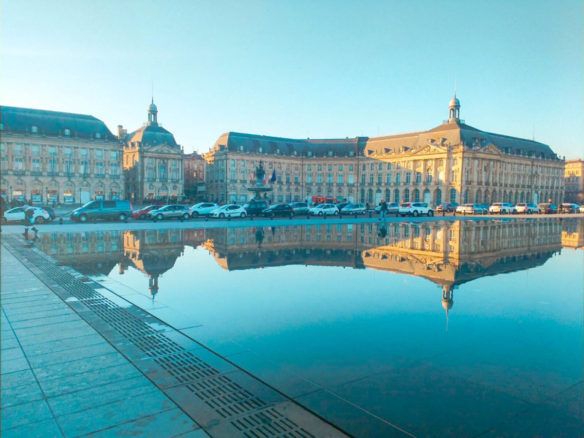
[3,236,317,437]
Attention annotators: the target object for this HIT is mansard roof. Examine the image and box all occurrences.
[0,105,117,141]
[367,119,558,160]
[209,131,366,157]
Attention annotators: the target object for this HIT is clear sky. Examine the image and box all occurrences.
[1,0,582,158]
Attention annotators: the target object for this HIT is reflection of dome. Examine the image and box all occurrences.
[442,297,453,311]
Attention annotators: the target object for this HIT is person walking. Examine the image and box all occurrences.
[379,200,387,220]
[25,207,34,225]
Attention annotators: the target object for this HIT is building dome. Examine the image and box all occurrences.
[449,95,460,108]
[149,102,158,113]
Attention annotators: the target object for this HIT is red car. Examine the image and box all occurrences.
[132,205,158,220]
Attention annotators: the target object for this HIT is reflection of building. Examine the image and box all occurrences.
[119,230,185,298]
[203,96,564,205]
[1,106,124,204]
[562,219,584,250]
[564,159,584,203]
[183,152,206,200]
[121,101,184,203]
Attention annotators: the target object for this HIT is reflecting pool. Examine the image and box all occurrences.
[38,218,584,436]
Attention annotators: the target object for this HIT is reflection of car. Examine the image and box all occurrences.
[132,205,158,220]
[309,204,339,216]
[456,204,486,215]
[488,202,515,214]
[262,204,293,217]
[515,203,540,214]
[559,203,579,213]
[538,203,558,214]
[243,200,269,216]
[71,200,132,222]
[342,203,366,215]
[210,204,247,218]
[398,202,434,217]
[289,202,309,215]
[436,203,458,213]
[188,202,219,217]
[149,205,190,221]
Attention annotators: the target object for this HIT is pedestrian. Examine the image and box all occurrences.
[25,207,34,226]
[379,200,387,220]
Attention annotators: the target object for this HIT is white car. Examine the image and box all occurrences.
[489,202,515,214]
[341,203,366,215]
[309,204,339,216]
[398,202,434,217]
[455,204,486,215]
[580,205,584,213]
[515,203,540,214]
[1,206,51,224]
[209,204,247,218]
[189,202,219,217]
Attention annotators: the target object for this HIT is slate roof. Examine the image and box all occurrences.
[211,131,367,157]
[126,124,178,148]
[0,106,117,141]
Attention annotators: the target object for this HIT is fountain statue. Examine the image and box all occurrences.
[247,161,273,200]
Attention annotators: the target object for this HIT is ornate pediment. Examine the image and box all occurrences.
[480,143,503,156]
[410,143,448,156]
[146,144,181,155]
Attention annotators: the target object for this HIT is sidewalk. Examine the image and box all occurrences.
[1,246,207,437]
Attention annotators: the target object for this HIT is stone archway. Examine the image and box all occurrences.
[80,181,91,204]
[30,179,43,204]
[63,181,75,204]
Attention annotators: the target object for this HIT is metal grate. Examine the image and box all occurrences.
[3,236,316,437]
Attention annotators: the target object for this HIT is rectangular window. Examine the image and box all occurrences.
[13,144,23,155]
[111,163,119,176]
[294,174,299,183]
[361,174,366,184]
[387,163,392,170]
[387,173,391,184]
[96,162,104,176]
[317,173,323,183]
[328,164,332,171]
[95,149,103,159]
[81,161,88,175]
[396,173,401,184]
[65,160,72,174]
[14,157,23,170]
[406,173,411,184]
[32,158,40,171]
[65,147,72,157]
[317,164,322,171]
[31,145,40,155]
[286,174,290,183]
[80,148,88,158]
[49,158,57,172]
[369,174,374,185]
[378,174,382,184]
[327,173,332,183]
[348,174,354,185]
[307,165,312,171]
[337,174,343,184]
[110,151,118,160]
[49,146,57,156]
[338,164,343,171]
[306,174,313,183]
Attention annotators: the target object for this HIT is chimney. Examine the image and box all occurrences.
[117,125,127,140]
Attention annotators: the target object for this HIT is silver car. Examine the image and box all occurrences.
[149,204,190,221]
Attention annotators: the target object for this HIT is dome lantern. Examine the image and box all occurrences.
[448,92,460,123]
[148,98,158,126]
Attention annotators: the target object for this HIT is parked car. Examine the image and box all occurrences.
[341,203,366,215]
[515,203,540,214]
[559,203,579,213]
[335,202,350,212]
[374,202,400,214]
[149,204,190,221]
[262,203,294,217]
[398,202,434,217]
[309,203,339,216]
[2,206,50,224]
[289,202,309,215]
[580,205,584,213]
[243,200,269,216]
[210,204,247,218]
[132,205,158,220]
[40,206,56,220]
[189,202,219,217]
[537,203,558,214]
[488,202,515,214]
[436,203,458,213]
[456,204,487,215]
[71,200,132,222]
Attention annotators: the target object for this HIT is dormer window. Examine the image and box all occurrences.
[95,132,101,139]
[328,151,333,157]
[367,150,374,155]
[64,128,71,136]
[348,151,355,157]
[239,145,244,151]
[384,148,391,153]
[31,126,38,134]
[258,146,263,153]
[307,151,313,157]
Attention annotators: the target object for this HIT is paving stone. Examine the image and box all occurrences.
[1,356,31,374]
[0,368,37,389]
[1,347,25,362]
[1,418,63,438]
[0,399,53,430]
[86,408,202,438]
[48,375,158,417]
[56,390,176,436]
[10,313,80,330]
[22,333,107,357]
[34,352,131,383]
[27,342,117,369]
[1,380,45,408]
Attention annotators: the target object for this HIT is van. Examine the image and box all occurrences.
[71,200,132,222]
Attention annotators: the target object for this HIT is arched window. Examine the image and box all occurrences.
[414,189,420,202]
[394,189,400,203]
[368,188,373,203]
[450,188,457,204]
[404,189,410,202]
[464,189,469,203]
[475,190,482,203]
[385,188,391,201]
[435,189,442,205]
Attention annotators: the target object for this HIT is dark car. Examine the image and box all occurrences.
[335,202,350,212]
[262,203,294,217]
[538,203,558,214]
[559,203,578,213]
[132,205,157,220]
[243,199,269,216]
[71,200,132,222]
[41,206,56,220]
[289,202,309,215]
[436,203,458,213]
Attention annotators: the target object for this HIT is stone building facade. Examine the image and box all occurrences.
[183,151,206,200]
[0,106,124,205]
[122,101,184,203]
[203,96,564,206]
[564,159,584,203]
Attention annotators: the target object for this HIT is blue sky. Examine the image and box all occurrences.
[1,0,582,157]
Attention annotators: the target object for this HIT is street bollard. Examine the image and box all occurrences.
[59,218,63,225]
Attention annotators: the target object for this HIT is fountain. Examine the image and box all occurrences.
[247,161,273,200]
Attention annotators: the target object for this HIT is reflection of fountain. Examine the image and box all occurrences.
[247,161,273,200]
